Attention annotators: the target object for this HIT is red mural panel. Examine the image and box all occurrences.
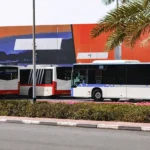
[122,34,150,62]
[72,24,150,63]
[72,24,114,63]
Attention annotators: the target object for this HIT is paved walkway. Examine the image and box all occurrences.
[0,116,150,132]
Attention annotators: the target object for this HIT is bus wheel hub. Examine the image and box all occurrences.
[95,92,101,99]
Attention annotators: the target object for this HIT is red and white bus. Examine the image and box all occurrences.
[0,65,19,96]
[19,65,72,97]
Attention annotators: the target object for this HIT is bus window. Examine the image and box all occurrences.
[57,67,72,80]
[71,70,87,87]
[88,70,96,84]
[103,65,126,85]
[5,68,18,80]
[127,65,150,85]
[20,70,31,84]
[0,68,5,80]
[87,70,103,84]
[42,69,52,84]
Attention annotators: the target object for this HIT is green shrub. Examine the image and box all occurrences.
[0,100,150,123]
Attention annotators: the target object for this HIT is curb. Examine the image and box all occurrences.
[0,119,149,132]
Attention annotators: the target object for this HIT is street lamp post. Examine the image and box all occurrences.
[32,0,36,103]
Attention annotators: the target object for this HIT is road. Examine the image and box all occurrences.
[0,123,150,150]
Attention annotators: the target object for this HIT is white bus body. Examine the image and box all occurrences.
[0,65,19,95]
[19,65,72,97]
[71,60,150,101]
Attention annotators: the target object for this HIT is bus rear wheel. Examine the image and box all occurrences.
[92,89,103,102]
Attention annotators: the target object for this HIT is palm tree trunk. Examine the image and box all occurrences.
[114,0,122,60]
[116,0,119,8]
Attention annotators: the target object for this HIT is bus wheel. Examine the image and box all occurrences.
[111,98,119,102]
[92,89,103,102]
[28,88,33,98]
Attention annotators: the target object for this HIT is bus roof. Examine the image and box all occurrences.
[92,60,140,64]
[0,65,18,68]
[26,64,72,67]
[73,60,142,65]
[19,64,73,69]
[19,66,56,69]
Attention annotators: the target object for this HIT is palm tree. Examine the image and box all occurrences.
[102,0,130,59]
[102,0,129,7]
[91,0,150,51]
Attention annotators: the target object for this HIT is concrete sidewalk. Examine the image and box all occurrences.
[0,116,150,132]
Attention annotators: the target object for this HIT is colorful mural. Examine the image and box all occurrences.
[0,25,76,65]
[0,24,150,65]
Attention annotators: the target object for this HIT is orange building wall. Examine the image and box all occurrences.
[72,24,150,62]
[73,24,114,62]
[0,25,71,37]
[122,36,150,62]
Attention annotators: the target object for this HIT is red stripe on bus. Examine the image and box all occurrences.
[20,82,70,95]
[55,90,70,95]
[18,82,20,94]
[20,84,53,86]
[0,90,19,95]
[52,81,57,95]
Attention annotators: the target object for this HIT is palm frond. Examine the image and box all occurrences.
[104,29,126,51]
[143,0,150,8]
[101,0,130,5]
[121,0,150,47]
[121,0,130,3]
[123,7,150,47]
[101,0,116,5]
[91,0,144,38]
[141,35,150,46]
[91,0,150,50]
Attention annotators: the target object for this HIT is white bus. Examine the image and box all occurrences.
[0,65,19,96]
[71,60,150,101]
[19,64,72,97]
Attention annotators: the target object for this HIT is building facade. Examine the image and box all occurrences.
[0,0,149,65]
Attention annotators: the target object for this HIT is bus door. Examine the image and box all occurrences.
[5,67,18,94]
[0,68,6,94]
[71,69,88,97]
[56,67,72,92]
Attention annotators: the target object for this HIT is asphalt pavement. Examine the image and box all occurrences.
[0,123,150,150]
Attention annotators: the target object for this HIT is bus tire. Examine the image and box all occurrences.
[28,88,33,98]
[92,89,103,101]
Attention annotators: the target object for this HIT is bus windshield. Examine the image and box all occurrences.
[71,65,104,87]
[71,69,86,87]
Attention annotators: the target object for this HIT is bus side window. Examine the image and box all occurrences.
[78,70,87,84]
[12,72,18,80]
[0,71,5,80]
[88,70,96,84]
[42,69,52,84]
[20,70,31,84]
[5,68,18,80]
[57,67,72,81]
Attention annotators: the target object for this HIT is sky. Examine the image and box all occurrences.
[0,0,116,26]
